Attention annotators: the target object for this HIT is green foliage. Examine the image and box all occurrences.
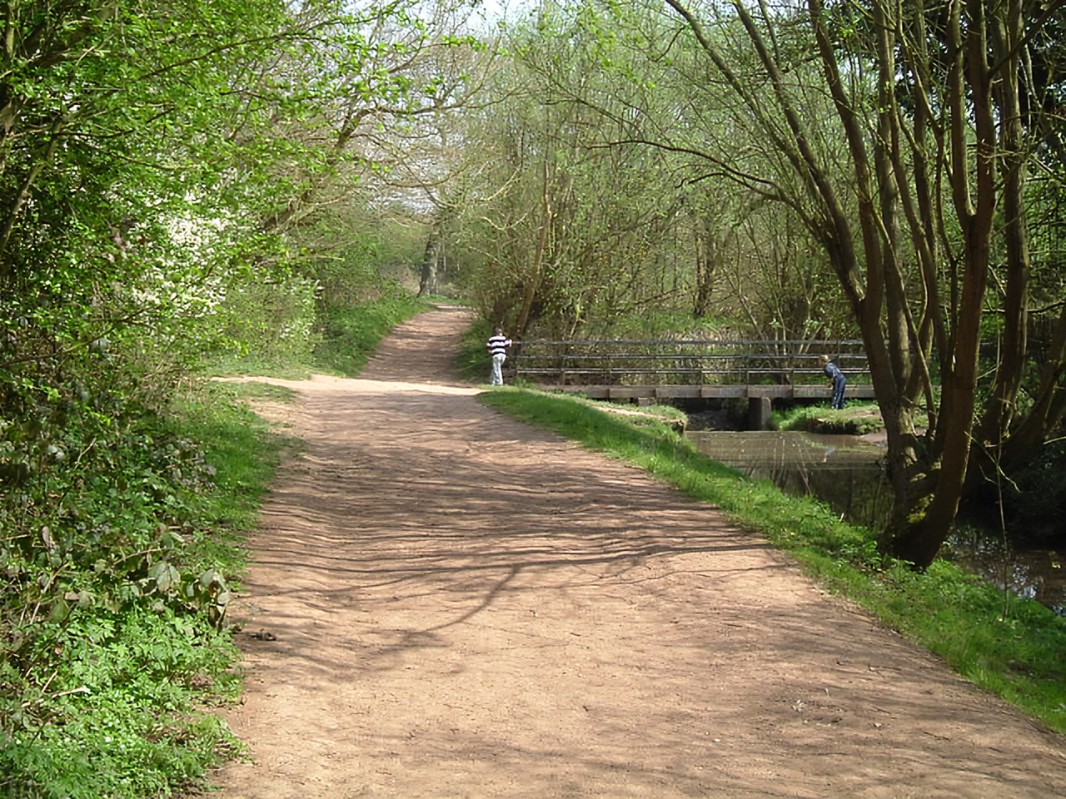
[0,607,239,799]
[203,276,324,377]
[295,205,428,303]
[481,387,1066,734]
[313,292,430,377]
[1,0,296,354]
[457,317,496,383]
[0,377,282,798]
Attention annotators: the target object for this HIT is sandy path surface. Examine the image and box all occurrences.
[213,305,1066,799]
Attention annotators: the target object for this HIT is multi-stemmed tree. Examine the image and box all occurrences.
[655,0,1066,566]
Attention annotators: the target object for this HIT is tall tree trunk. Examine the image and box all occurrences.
[971,0,1030,481]
[889,0,996,566]
[418,228,442,297]
[693,220,718,317]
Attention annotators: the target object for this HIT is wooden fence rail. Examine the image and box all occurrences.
[511,338,872,390]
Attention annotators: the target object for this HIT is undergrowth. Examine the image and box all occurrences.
[0,368,283,797]
[204,290,430,379]
[313,293,430,377]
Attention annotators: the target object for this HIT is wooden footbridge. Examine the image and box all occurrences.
[510,338,875,426]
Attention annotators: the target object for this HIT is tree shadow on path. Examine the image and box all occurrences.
[216,305,1066,799]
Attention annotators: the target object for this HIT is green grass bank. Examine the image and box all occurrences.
[479,387,1066,736]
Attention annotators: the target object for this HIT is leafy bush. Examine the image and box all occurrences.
[203,276,324,376]
[457,318,495,383]
[0,347,277,798]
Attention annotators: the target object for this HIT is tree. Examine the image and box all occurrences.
[656,0,1066,566]
[253,0,489,304]
[0,3,471,790]
[455,3,730,338]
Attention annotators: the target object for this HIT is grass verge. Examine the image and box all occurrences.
[313,294,431,377]
[480,386,1066,735]
[203,293,431,380]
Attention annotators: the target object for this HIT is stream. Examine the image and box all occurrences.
[687,430,1066,616]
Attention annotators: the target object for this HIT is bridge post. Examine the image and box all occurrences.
[747,396,773,431]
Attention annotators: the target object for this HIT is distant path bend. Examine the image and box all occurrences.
[215,304,1066,799]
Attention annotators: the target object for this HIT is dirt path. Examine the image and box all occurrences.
[213,306,1066,799]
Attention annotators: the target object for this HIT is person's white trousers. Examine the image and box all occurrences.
[491,353,506,385]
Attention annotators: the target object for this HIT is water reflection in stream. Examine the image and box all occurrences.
[688,430,1065,615]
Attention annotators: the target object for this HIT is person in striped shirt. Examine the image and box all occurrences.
[486,327,512,386]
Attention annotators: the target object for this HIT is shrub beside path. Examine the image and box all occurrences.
[214,305,1066,799]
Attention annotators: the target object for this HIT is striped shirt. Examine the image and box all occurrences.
[487,334,511,356]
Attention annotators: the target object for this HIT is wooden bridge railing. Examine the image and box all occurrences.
[511,338,872,389]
